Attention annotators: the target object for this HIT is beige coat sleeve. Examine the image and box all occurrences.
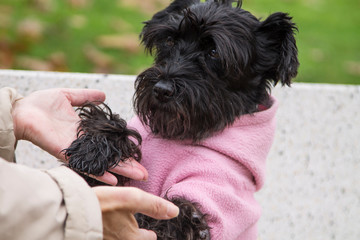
[0,87,22,162]
[0,87,103,240]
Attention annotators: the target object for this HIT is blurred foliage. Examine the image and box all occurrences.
[0,0,166,74]
[0,0,359,84]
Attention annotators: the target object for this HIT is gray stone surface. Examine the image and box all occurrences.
[1,69,359,240]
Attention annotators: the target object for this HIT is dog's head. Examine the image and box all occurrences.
[134,0,299,141]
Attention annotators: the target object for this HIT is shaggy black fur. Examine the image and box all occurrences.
[64,0,298,239]
[63,102,141,186]
[134,0,298,141]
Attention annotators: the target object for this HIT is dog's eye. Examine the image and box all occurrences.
[166,36,174,47]
[208,49,219,59]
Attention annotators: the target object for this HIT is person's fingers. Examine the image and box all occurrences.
[132,191,179,219]
[90,172,118,186]
[57,151,67,162]
[137,229,157,240]
[91,159,149,185]
[95,187,179,219]
[109,159,148,181]
[62,88,106,106]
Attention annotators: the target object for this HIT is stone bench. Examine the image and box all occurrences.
[1,69,359,240]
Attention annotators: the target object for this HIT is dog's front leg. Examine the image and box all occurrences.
[63,102,142,186]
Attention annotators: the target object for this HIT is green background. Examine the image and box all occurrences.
[0,0,359,85]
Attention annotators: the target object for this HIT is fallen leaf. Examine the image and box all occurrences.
[31,0,55,12]
[69,15,87,29]
[16,56,52,71]
[67,0,92,8]
[97,34,141,53]
[310,48,325,62]
[83,44,114,73]
[118,0,168,14]
[17,18,44,42]
[345,61,360,77]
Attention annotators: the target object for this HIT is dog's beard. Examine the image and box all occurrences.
[134,67,238,141]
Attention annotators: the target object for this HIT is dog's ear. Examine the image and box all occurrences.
[256,12,299,86]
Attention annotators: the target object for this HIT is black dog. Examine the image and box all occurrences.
[64,0,298,239]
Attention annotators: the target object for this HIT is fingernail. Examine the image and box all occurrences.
[138,168,148,181]
[132,167,146,181]
[167,203,179,218]
[98,172,118,186]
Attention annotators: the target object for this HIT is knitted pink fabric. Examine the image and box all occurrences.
[128,96,278,240]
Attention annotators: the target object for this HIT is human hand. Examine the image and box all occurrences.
[93,186,179,240]
[11,88,147,184]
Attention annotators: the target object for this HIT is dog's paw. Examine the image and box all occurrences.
[191,212,210,240]
[63,102,142,185]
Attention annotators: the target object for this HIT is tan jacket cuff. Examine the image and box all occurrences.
[0,87,23,162]
[0,158,65,239]
[46,166,103,240]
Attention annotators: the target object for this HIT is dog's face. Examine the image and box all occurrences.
[134,0,299,141]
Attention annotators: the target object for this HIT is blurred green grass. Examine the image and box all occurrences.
[0,0,359,84]
[0,0,156,74]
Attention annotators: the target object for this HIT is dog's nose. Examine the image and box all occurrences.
[153,80,174,102]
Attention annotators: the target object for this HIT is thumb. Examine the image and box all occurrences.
[61,88,106,106]
[94,187,179,219]
[124,188,179,219]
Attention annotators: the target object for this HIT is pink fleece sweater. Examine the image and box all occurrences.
[128,96,278,240]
